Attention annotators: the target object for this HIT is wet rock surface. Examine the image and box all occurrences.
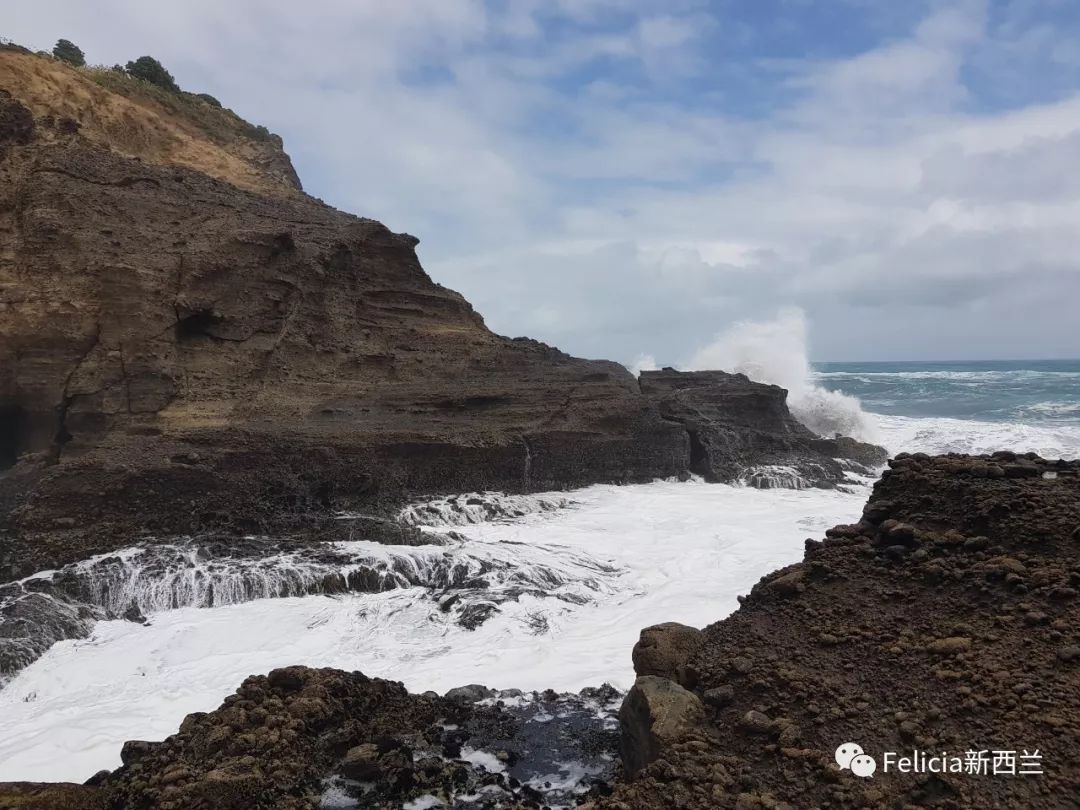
[638,369,886,489]
[0,524,622,682]
[591,453,1080,809]
[1,668,621,810]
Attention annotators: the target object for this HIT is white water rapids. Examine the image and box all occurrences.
[0,479,865,782]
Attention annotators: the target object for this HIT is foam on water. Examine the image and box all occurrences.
[876,413,1080,460]
[397,492,577,527]
[0,531,625,683]
[0,479,865,782]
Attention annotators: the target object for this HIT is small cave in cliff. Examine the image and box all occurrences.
[686,428,709,476]
[0,404,24,469]
[175,308,221,342]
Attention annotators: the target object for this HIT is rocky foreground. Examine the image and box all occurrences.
[1,452,1077,809]
[601,452,1080,809]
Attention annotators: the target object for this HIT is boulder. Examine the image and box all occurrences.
[339,743,382,781]
[444,684,496,703]
[619,675,705,778]
[631,623,704,685]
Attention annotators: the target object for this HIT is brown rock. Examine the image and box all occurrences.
[339,743,382,781]
[927,637,973,655]
[737,710,775,735]
[631,623,704,684]
[619,676,705,777]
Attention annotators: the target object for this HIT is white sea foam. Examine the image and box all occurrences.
[876,413,1080,460]
[1021,401,1080,417]
[397,492,577,527]
[684,308,879,442]
[817,369,1080,380]
[0,479,866,783]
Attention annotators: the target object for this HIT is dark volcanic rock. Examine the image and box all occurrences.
[0,669,623,809]
[593,454,1080,809]
[0,51,882,578]
[640,368,885,487]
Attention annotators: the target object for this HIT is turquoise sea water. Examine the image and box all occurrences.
[814,360,1080,425]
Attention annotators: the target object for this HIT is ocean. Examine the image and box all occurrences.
[1,359,1077,783]
[818,359,1080,424]
[818,359,1080,460]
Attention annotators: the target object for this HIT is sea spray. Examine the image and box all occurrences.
[684,307,879,442]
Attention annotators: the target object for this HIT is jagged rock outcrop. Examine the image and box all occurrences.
[595,453,1080,809]
[640,368,886,488]
[0,50,883,579]
[0,667,623,809]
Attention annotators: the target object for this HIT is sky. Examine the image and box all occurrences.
[6,0,1080,363]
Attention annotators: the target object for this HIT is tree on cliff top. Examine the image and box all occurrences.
[125,56,179,92]
[52,39,85,67]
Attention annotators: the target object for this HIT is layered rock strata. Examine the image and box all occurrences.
[0,50,883,579]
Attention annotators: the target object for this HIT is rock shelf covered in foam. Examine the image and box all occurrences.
[0,532,623,682]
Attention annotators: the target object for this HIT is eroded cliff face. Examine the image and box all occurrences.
[0,50,882,578]
[640,369,885,487]
[0,59,687,575]
[0,49,301,195]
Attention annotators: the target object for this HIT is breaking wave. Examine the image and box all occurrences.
[684,307,879,442]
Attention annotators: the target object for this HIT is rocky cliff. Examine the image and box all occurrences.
[640,369,883,488]
[0,49,882,580]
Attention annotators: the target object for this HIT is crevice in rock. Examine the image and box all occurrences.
[685,428,709,477]
[116,342,133,414]
[48,327,101,464]
[0,403,24,469]
[175,307,222,342]
[47,397,73,465]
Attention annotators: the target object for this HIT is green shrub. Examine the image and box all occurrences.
[85,66,277,148]
[195,92,222,108]
[125,55,179,92]
[52,38,85,67]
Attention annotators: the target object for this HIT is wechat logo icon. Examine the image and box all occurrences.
[836,742,877,778]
